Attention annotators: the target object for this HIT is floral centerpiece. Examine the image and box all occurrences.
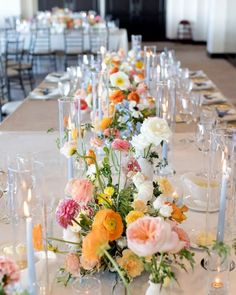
[52,115,194,294]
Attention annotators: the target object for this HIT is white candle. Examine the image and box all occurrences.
[146,52,151,87]
[24,199,37,295]
[77,99,82,154]
[92,74,97,131]
[67,116,74,180]
[217,159,229,241]
[162,141,168,161]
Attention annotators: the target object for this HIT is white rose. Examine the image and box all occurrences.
[110,71,130,90]
[131,134,150,151]
[140,117,172,146]
[63,228,80,249]
[86,164,96,181]
[153,197,164,210]
[160,204,173,217]
[137,180,153,203]
[117,237,127,249]
[132,172,146,187]
[60,141,77,158]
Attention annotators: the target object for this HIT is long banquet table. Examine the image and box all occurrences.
[1,73,236,294]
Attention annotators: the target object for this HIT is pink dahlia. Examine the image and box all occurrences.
[0,256,20,287]
[56,199,80,229]
[111,138,130,152]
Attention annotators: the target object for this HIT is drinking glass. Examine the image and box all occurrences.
[7,156,49,293]
[58,81,70,98]
[131,35,142,53]
[72,276,102,295]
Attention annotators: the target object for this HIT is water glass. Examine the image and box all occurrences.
[58,81,70,98]
[131,35,142,52]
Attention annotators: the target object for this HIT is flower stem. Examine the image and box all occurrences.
[103,249,130,295]
[47,237,79,246]
[118,151,122,192]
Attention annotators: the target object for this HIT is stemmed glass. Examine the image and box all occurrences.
[58,81,70,98]
[72,276,102,294]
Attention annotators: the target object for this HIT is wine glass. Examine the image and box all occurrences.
[58,81,70,98]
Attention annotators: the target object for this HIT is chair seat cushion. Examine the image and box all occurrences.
[13,63,32,70]
[7,68,19,77]
[2,101,23,115]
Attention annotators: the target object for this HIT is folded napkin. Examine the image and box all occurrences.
[45,72,70,83]
[217,107,236,122]
[192,80,216,91]
[29,88,60,100]
[201,92,227,105]
[190,70,207,79]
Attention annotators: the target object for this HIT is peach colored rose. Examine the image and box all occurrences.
[111,139,130,152]
[103,128,120,139]
[136,82,148,95]
[65,179,94,205]
[90,137,103,147]
[127,216,183,257]
[65,253,80,275]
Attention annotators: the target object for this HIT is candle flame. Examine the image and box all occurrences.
[23,201,30,217]
[157,65,160,74]
[146,52,150,58]
[100,46,106,55]
[68,116,72,129]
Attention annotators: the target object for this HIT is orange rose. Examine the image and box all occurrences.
[128,91,140,103]
[92,209,124,241]
[137,73,144,80]
[111,58,120,67]
[82,230,109,266]
[87,84,92,93]
[109,66,119,75]
[109,90,125,104]
[86,149,96,165]
[100,117,112,130]
[64,116,68,128]
[33,224,43,251]
[169,203,188,223]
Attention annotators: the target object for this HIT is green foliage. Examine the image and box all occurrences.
[212,240,230,259]
[56,268,73,287]
[178,249,195,270]
[116,187,134,220]
[153,181,162,198]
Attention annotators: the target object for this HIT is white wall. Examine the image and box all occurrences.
[21,0,38,19]
[166,0,209,41]
[207,0,236,53]
[0,0,21,26]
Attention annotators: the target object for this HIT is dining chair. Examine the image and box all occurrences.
[63,28,84,69]
[88,27,109,54]
[31,27,57,72]
[3,31,27,99]
[0,55,22,120]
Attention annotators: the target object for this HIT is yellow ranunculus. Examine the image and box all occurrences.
[125,210,144,226]
[104,187,114,196]
[97,193,113,206]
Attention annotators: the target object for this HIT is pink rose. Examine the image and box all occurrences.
[65,253,80,275]
[65,179,94,205]
[111,139,130,152]
[173,227,190,249]
[127,216,184,257]
[136,82,148,95]
[103,128,120,139]
[0,256,20,287]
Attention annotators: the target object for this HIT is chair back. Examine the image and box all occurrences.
[4,30,24,66]
[89,27,109,53]
[64,28,84,54]
[33,28,51,54]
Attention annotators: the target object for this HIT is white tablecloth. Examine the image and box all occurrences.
[1,131,236,294]
[0,29,128,55]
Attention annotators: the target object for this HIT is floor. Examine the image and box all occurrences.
[7,42,236,106]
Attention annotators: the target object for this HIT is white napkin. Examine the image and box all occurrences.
[192,80,216,91]
[29,88,60,100]
[190,70,207,79]
[201,92,227,105]
[45,72,70,83]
